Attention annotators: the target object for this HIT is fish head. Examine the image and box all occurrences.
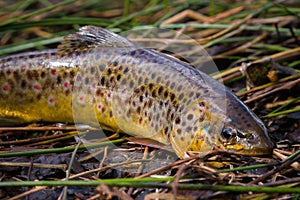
[213,92,274,155]
[187,90,273,156]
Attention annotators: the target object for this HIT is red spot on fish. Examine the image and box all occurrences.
[48,96,55,106]
[132,101,137,107]
[2,83,9,94]
[63,80,70,90]
[76,93,85,104]
[33,82,42,92]
[51,69,57,76]
[64,81,69,88]
[21,66,26,71]
[97,104,102,110]
[122,89,127,94]
[3,84,9,91]
[92,83,97,89]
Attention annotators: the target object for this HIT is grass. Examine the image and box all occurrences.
[0,0,299,199]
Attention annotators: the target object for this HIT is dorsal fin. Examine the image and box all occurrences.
[57,26,137,56]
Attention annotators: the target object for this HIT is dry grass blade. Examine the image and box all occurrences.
[0,1,299,199]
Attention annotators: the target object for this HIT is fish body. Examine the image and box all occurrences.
[0,26,273,158]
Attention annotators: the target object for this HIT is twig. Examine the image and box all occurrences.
[244,78,300,104]
[249,150,300,185]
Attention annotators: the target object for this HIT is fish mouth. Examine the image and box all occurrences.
[235,146,273,156]
[220,136,274,156]
[238,140,274,156]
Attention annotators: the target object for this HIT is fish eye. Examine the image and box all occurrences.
[221,126,237,143]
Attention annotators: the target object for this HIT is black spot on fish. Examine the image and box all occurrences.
[177,129,182,135]
[96,89,101,96]
[65,89,71,96]
[124,67,129,73]
[20,80,27,89]
[148,99,153,108]
[26,70,33,80]
[36,93,42,100]
[116,74,121,81]
[82,60,88,67]
[63,71,68,78]
[57,76,62,84]
[170,93,175,102]
[156,76,161,83]
[129,80,134,88]
[177,85,182,92]
[186,126,192,132]
[163,90,169,98]
[164,127,169,135]
[175,117,180,124]
[90,67,95,74]
[99,64,106,71]
[139,95,143,102]
[178,93,184,101]
[170,82,175,89]
[138,77,143,85]
[193,126,198,132]
[137,106,141,114]
[130,51,136,56]
[144,77,149,84]
[121,78,127,85]
[199,115,205,122]
[6,69,12,75]
[70,70,75,78]
[40,71,46,79]
[151,89,156,97]
[85,77,90,85]
[149,83,154,90]
[187,114,193,120]
[32,70,39,80]
[13,70,20,80]
[158,86,164,95]
[151,72,156,79]
[107,68,112,75]
[100,77,105,86]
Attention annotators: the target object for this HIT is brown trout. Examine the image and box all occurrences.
[0,26,273,158]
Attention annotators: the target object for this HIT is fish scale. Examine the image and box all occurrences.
[0,26,273,158]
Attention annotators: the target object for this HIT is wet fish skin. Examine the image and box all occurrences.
[0,26,273,158]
